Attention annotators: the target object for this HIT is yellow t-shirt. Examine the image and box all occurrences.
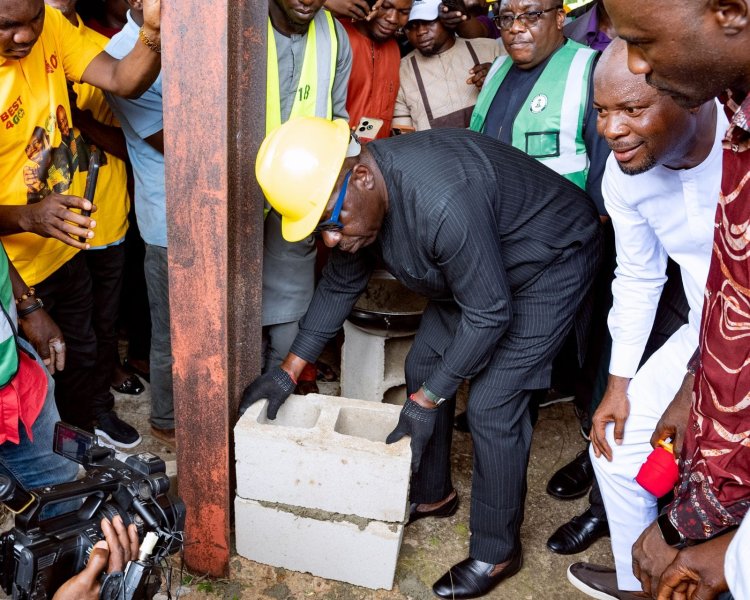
[74,19,130,249]
[0,6,102,285]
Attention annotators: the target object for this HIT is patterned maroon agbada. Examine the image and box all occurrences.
[670,90,750,539]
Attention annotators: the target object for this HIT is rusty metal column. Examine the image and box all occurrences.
[161,1,266,576]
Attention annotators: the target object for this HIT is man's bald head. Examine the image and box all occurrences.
[594,37,715,174]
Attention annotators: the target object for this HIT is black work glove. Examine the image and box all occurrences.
[238,367,296,419]
[385,398,438,473]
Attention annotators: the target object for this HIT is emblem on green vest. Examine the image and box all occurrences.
[530,94,548,113]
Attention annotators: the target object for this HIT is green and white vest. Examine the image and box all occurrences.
[470,40,597,189]
[0,248,19,388]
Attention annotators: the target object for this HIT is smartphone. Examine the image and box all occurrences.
[355,116,384,142]
[79,150,100,242]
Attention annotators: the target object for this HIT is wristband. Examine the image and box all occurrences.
[15,287,36,305]
[17,297,44,318]
[421,384,447,406]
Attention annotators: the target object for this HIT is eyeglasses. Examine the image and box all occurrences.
[493,6,560,31]
[313,170,352,235]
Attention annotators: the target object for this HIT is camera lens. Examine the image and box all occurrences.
[138,474,170,500]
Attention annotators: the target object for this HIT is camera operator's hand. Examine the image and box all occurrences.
[239,365,296,419]
[52,516,139,600]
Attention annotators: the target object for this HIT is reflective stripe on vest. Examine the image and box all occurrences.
[469,41,597,189]
[265,11,337,135]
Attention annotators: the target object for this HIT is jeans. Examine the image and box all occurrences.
[33,253,97,429]
[0,338,79,491]
[144,244,173,429]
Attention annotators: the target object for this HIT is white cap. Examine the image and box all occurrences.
[408,0,441,22]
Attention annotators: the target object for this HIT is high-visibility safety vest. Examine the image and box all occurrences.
[265,11,337,134]
[470,40,597,189]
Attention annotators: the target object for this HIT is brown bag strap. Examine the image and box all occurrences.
[465,40,480,66]
[410,55,434,123]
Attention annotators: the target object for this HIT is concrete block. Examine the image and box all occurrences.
[235,497,403,590]
[235,394,411,522]
[340,320,414,403]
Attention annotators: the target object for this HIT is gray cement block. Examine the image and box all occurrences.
[235,394,411,523]
[340,321,413,403]
[234,497,403,590]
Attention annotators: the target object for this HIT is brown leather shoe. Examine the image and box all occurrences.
[151,425,176,448]
[567,563,649,599]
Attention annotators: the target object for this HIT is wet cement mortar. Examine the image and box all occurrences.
[0,369,613,599]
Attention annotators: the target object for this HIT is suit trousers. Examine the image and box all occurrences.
[407,233,601,564]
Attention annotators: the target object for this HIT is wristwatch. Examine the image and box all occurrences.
[657,511,689,549]
[421,385,448,406]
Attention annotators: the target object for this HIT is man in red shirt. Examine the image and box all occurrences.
[340,0,413,141]
[569,1,750,598]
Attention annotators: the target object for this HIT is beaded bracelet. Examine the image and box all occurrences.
[138,27,161,54]
[15,287,36,305]
[17,297,44,318]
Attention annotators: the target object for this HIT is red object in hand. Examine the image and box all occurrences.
[636,440,679,498]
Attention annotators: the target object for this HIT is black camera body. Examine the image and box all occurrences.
[0,423,185,600]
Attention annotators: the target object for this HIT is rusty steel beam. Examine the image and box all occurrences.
[161,0,266,577]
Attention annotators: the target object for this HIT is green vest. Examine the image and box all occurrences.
[265,11,337,134]
[0,247,19,388]
[470,40,597,189]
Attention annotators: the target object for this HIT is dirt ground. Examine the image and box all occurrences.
[0,376,613,600]
[142,387,613,600]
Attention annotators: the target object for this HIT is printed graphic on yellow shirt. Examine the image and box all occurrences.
[22,104,93,204]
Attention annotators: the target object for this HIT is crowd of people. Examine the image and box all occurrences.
[0,0,747,598]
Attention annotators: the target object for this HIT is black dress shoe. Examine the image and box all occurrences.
[433,552,523,599]
[546,448,594,499]
[111,375,145,396]
[408,490,459,525]
[546,508,609,555]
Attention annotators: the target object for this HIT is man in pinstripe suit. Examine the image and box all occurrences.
[241,116,603,598]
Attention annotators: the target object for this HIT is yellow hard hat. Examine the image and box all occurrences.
[256,116,352,242]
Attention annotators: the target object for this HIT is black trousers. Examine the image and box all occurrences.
[85,244,126,419]
[34,253,97,429]
[406,232,602,564]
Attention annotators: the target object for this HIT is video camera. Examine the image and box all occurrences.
[0,422,185,600]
